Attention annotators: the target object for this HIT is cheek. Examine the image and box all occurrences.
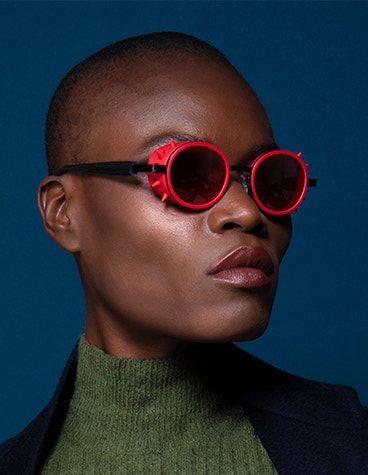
[77,178,202,302]
[270,216,292,263]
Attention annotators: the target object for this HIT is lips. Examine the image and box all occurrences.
[208,246,274,289]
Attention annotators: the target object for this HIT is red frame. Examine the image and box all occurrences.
[250,149,308,216]
[148,140,230,210]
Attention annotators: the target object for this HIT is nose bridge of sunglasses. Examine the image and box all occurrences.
[239,174,251,194]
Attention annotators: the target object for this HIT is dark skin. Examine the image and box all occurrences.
[38,56,292,358]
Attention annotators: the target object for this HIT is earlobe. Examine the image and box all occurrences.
[38,176,80,253]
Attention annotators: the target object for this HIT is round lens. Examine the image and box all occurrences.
[169,145,228,207]
[252,153,306,213]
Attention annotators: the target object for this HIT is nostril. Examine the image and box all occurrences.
[251,222,267,237]
[222,220,265,236]
[223,222,242,230]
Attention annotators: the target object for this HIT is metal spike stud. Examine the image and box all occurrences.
[151,179,161,189]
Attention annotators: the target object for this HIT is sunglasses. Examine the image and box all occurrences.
[56,140,316,215]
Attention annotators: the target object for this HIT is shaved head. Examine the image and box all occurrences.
[45,32,256,174]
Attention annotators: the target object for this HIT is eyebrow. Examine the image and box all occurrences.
[245,142,280,160]
[137,133,279,163]
[137,132,205,157]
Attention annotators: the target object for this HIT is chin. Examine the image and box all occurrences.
[184,312,271,345]
[230,323,269,343]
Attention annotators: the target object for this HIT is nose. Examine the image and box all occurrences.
[207,180,267,235]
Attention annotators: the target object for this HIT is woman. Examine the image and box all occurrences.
[1,32,367,474]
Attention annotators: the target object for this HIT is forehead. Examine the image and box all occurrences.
[85,56,274,162]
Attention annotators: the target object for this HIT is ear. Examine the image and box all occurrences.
[38,175,81,253]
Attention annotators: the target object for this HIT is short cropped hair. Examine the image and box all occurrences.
[45,32,246,174]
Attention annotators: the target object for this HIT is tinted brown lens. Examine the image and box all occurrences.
[170,146,227,205]
[254,154,304,211]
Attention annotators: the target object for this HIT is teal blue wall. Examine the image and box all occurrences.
[1,1,367,441]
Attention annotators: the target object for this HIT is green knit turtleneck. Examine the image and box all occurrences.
[42,336,277,474]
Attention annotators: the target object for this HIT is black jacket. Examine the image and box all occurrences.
[1,343,367,474]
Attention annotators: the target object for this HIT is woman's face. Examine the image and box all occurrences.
[68,58,292,357]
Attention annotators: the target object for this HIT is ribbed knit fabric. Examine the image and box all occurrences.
[41,336,278,474]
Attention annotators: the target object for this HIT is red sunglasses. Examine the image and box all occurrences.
[56,140,316,215]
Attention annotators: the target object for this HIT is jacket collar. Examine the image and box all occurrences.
[1,342,367,475]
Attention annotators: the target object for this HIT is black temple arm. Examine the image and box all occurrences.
[56,161,166,176]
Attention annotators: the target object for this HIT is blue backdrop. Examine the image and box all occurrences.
[1,1,367,442]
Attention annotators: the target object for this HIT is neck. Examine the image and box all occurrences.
[85,325,192,358]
